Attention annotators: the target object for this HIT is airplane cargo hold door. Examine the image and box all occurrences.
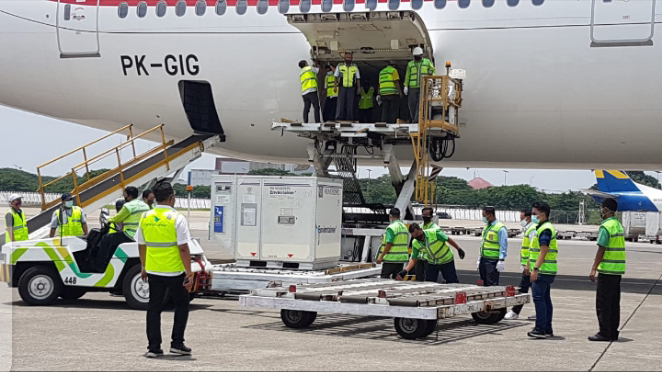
[56,0,100,57]
[591,0,655,46]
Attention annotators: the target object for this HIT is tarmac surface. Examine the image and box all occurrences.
[4,235,662,371]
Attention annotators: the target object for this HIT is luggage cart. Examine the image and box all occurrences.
[240,279,529,339]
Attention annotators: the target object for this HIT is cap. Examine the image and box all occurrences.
[61,193,74,201]
[412,47,423,56]
[8,194,21,203]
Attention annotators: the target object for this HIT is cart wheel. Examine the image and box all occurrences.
[471,308,507,324]
[394,317,429,339]
[423,319,438,337]
[280,310,317,329]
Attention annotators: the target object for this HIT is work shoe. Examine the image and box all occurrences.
[545,329,554,338]
[170,344,192,355]
[527,328,547,339]
[527,314,537,321]
[588,333,611,342]
[504,311,519,320]
[146,349,164,358]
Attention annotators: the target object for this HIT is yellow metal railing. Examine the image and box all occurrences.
[37,124,173,210]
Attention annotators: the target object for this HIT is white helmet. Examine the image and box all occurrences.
[8,194,21,203]
[412,47,424,56]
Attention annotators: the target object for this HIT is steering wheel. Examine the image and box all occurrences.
[99,208,110,231]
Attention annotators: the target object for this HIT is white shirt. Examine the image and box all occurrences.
[135,204,191,277]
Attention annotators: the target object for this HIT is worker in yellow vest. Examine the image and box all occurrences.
[109,186,151,239]
[322,64,337,122]
[398,223,465,283]
[376,208,409,279]
[404,47,435,123]
[136,182,193,358]
[358,81,374,123]
[142,189,155,210]
[505,209,538,320]
[50,193,88,238]
[411,207,439,281]
[377,60,403,123]
[478,206,508,286]
[298,60,321,123]
[589,198,626,342]
[334,52,361,121]
[5,194,28,243]
[528,202,558,339]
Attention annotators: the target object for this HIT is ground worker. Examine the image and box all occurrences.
[142,189,155,209]
[413,207,440,281]
[527,202,558,339]
[50,193,88,238]
[398,223,465,283]
[377,60,403,123]
[376,208,409,279]
[5,194,28,243]
[334,52,360,121]
[358,81,374,123]
[404,47,435,123]
[95,198,133,272]
[477,206,508,286]
[505,209,538,320]
[298,60,321,123]
[109,186,151,239]
[323,64,337,122]
[136,182,193,358]
[589,198,625,342]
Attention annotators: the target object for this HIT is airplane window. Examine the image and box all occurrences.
[237,0,247,14]
[458,0,470,8]
[279,0,289,14]
[322,0,333,12]
[64,4,71,20]
[411,0,423,10]
[388,0,399,11]
[532,0,544,5]
[118,2,128,18]
[176,0,186,16]
[156,1,167,17]
[137,2,147,18]
[482,0,494,7]
[300,0,311,13]
[366,0,377,10]
[507,0,519,6]
[257,0,269,14]
[216,0,227,15]
[195,0,206,15]
[343,0,354,12]
[434,0,446,9]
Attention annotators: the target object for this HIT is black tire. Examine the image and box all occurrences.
[423,319,438,337]
[59,287,87,300]
[394,317,428,339]
[18,266,63,306]
[471,308,507,325]
[280,310,317,329]
[122,265,149,310]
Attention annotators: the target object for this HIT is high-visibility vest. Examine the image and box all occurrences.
[529,221,558,275]
[55,206,84,237]
[140,207,186,273]
[379,66,398,96]
[337,63,358,88]
[481,221,506,259]
[419,222,440,261]
[521,222,537,266]
[325,73,337,98]
[121,199,151,239]
[406,58,435,88]
[413,229,453,265]
[379,220,409,263]
[5,209,28,243]
[359,87,374,109]
[598,218,626,275]
[300,66,318,95]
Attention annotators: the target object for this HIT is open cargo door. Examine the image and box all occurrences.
[287,11,433,62]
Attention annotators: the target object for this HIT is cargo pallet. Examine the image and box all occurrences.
[240,279,529,339]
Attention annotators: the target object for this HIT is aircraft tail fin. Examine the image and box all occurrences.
[595,170,640,193]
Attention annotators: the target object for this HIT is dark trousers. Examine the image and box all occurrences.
[381,262,404,279]
[358,109,373,123]
[425,260,460,284]
[147,274,190,351]
[323,97,337,122]
[479,257,500,286]
[414,260,427,281]
[596,274,621,340]
[381,95,399,123]
[336,86,355,121]
[532,274,555,333]
[512,272,532,314]
[302,92,321,123]
[407,88,421,122]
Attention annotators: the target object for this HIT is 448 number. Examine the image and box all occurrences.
[64,277,77,285]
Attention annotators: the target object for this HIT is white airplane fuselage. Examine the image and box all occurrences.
[1,0,662,170]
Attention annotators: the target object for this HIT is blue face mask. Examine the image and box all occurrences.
[532,216,539,224]
[65,200,74,208]
[482,217,489,224]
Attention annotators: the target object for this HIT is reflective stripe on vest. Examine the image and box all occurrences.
[406,58,434,88]
[481,222,505,259]
[359,87,374,109]
[521,223,537,266]
[598,218,626,275]
[140,208,185,273]
[379,220,409,262]
[55,207,84,237]
[419,222,440,261]
[325,74,337,98]
[529,222,558,275]
[379,66,398,95]
[122,199,151,239]
[300,66,318,95]
[337,63,358,88]
[5,210,28,243]
[414,229,453,265]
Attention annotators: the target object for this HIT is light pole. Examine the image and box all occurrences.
[367,169,372,179]
[503,170,509,186]
[366,169,372,193]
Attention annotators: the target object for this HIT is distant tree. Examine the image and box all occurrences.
[248,168,296,176]
[625,171,661,189]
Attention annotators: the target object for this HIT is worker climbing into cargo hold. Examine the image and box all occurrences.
[477,206,507,286]
[397,223,465,283]
[322,64,337,122]
[404,47,435,123]
[358,80,375,123]
[50,193,88,238]
[299,59,321,124]
[334,52,360,121]
[5,194,28,243]
[376,208,409,279]
[505,209,538,321]
[377,60,403,124]
[109,186,151,239]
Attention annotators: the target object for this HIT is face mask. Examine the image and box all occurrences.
[600,209,609,219]
[416,234,425,242]
[65,200,74,208]
[482,217,489,224]
[415,56,422,61]
[532,216,539,224]
[521,220,528,227]
[422,216,432,223]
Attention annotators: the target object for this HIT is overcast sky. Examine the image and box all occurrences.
[0,105,642,193]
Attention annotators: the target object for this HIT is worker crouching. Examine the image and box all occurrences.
[398,223,465,283]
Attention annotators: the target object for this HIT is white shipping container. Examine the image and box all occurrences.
[622,212,647,239]
[645,212,662,237]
